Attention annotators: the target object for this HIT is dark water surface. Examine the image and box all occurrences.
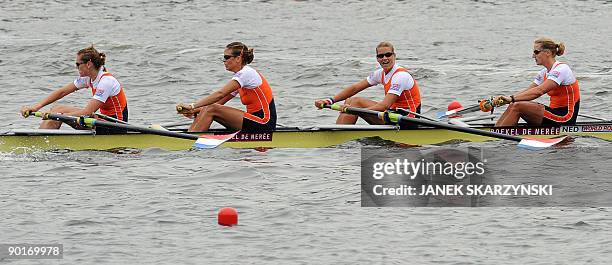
[1,0,611,264]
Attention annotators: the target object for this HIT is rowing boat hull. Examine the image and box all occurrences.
[1,123,611,152]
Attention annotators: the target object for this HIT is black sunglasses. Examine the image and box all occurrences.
[75,61,85,67]
[376,52,394,59]
[222,54,237,62]
[533,49,544,55]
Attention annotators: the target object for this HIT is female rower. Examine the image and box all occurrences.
[314,41,422,129]
[20,45,128,133]
[494,37,580,127]
[176,42,276,132]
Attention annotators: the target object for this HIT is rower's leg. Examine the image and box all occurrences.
[495,102,544,126]
[336,97,379,124]
[39,105,82,129]
[189,103,244,132]
[517,102,545,125]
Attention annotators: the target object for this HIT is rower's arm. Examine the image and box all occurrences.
[514,82,538,95]
[64,99,104,117]
[31,82,78,111]
[513,80,557,102]
[216,93,235,105]
[368,93,399,111]
[183,93,233,117]
[331,79,372,102]
[192,80,241,109]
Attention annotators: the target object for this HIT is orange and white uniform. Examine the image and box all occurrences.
[366,63,421,116]
[74,68,128,121]
[533,61,580,123]
[230,65,276,131]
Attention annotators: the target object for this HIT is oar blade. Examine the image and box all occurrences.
[437,106,474,119]
[149,124,169,131]
[193,131,240,149]
[517,136,568,150]
[437,111,453,119]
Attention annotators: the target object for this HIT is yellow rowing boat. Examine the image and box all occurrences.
[1,122,610,152]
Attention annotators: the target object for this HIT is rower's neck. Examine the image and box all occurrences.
[232,65,244,73]
[543,59,556,71]
[88,68,100,80]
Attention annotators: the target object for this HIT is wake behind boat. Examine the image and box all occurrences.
[1,121,610,152]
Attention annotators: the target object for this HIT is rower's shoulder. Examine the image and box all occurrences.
[393,68,414,79]
[98,74,120,87]
[552,61,573,71]
[239,65,258,74]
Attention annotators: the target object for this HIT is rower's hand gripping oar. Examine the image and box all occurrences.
[24,111,238,149]
[21,109,36,118]
[322,103,568,150]
[176,103,198,114]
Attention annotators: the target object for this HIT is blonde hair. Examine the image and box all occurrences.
[535,37,565,56]
[376,41,395,54]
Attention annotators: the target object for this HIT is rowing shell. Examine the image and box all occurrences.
[1,122,610,152]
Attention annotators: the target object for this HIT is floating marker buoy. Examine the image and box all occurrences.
[448,101,463,118]
[218,207,238,226]
[448,100,463,111]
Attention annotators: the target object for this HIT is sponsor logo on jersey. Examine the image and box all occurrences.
[549,71,560,79]
[390,84,401,91]
[535,75,543,82]
[368,72,377,82]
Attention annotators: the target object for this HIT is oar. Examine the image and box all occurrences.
[578,113,610,122]
[323,104,567,150]
[437,98,501,119]
[94,113,129,124]
[28,112,237,149]
[393,108,439,122]
[151,120,193,129]
[96,113,186,131]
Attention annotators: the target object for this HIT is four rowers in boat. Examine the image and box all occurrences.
[21,38,580,132]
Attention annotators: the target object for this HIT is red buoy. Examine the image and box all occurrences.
[218,207,238,226]
[447,101,463,118]
[448,100,463,111]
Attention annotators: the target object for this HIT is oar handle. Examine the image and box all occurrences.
[28,111,51,119]
[22,110,37,118]
[495,98,507,106]
[479,99,494,112]
[177,103,196,113]
[477,98,507,113]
